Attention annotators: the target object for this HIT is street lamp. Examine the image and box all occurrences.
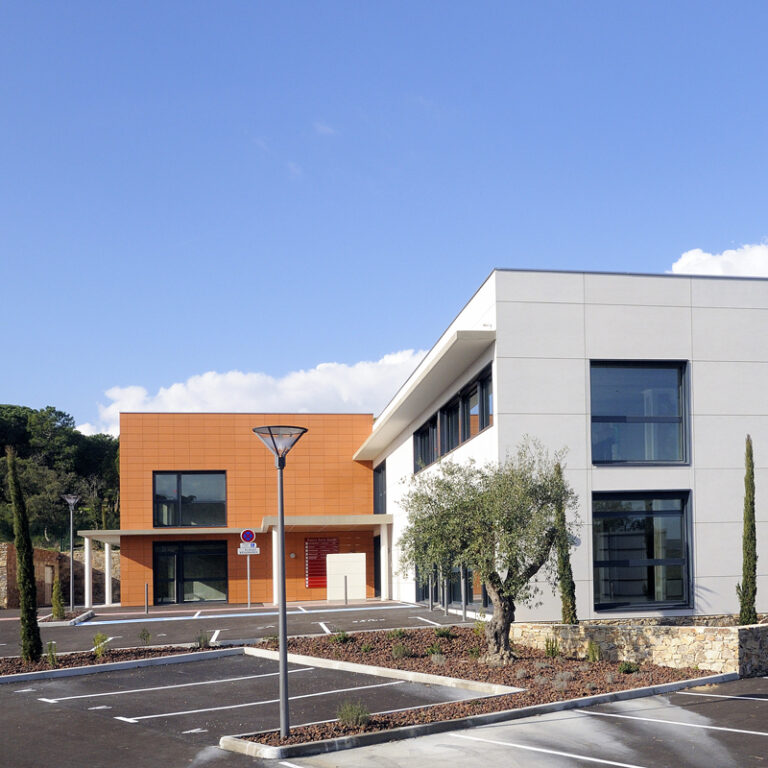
[252,425,307,739]
[62,494,80,614]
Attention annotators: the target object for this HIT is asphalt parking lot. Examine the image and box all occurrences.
[3,651,484,768]
[0,600,465,657]
[290,675,768,768]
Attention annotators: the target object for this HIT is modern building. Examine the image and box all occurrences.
[81,269,768,620]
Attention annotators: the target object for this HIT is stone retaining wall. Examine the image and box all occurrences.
[510,621,768,676]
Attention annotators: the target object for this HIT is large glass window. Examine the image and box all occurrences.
[591,362,687,464]
[153,472,226,527]
[153,541,228,604]
[440,399,460,454]
[593,492,690,610]
[373,462,386,514]
[414,416,438,471]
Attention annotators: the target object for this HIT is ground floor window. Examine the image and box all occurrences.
[593,491,690,610]
[153,541,228,604]
[415,565,474,605]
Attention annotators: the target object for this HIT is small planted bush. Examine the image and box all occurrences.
[195,631,211,649]
[426,642,442,655]
[51,578,65,621]
[92,632,110,658]
[360,643,373,653]
[586,640,601,662]
[46,641,57,668]
[435,626,453,639]
[391,643,412,660]
[618,661,639,674]
[545,637,561,659]
[138,627,151,646]
[388,628,407,640]
[330,630,352,644]
[336,700,370,729]
[468,646,481,660]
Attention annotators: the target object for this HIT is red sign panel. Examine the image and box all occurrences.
[305,537,339,589]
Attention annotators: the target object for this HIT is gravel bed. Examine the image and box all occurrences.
[252,625,701,747]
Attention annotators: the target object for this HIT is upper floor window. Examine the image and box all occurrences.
[373,462,387,514]
[413,365,493,472]
[590,362,687,464]
[414,417,438,471]
[153,471,226,527]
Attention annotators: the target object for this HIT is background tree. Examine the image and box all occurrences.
[737,434,758,625]
[399,440,578,664]
[6,446,42,662]
[554,462,578,624]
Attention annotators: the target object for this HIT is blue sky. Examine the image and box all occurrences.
[3,2,768,434]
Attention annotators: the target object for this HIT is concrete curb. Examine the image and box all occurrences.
[243,646,522,695]
[219,670,739,759]
[42,610,95,628]
[0,647,244,684]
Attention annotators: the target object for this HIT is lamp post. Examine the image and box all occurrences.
[62,494,80,614]
[252,425,307,740]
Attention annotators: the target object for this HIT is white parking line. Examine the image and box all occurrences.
[280,762,303,768]
[317,622,332,634]
[582,709,768,736]
[38,668,313,703]
[450,733,649,767]
[14,688,35,693]
[88,705,112,710]
[297,606,307,613]
[89,636,115,653]
[412,615,441,626]
[210,630,220,644]
[115,680,404,723]
[676,691,768,703]
[193,611,202,619]
[182,728,208,734]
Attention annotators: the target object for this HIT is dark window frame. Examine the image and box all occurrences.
[413,365,494,473]
[153,471,227,528]
[590,361,689,466]
[373,462,387,515]
[592,490,691,611]
[152,540,228,604]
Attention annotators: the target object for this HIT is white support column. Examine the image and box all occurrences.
[104,543,112,606]
[379,523,391,601]
[271,528,280,605]
[84,536,93,609]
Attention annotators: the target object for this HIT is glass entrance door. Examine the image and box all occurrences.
[153,541,228,604]
[153,547,178,604]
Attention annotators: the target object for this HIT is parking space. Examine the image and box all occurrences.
[0,600,465,657]
[287,676,768,768]
[3,649,485,768]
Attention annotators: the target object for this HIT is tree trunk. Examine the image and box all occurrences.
[482,577,517,664]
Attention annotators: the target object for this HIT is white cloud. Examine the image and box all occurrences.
[77,349,426,436]
[286,161,303,178]
[313,121,337,136]
[670,242,768,276]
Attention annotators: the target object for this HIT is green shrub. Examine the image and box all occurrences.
[468,646,481,660]
[92,632,110,658]
[195,631,211,649]
[618,661,639,674]
[545,637,560,658]
[46,641,57,668]
[473,610,486,637]
[426,642,442,655]
[391,643,412,659]
[138,627,151,646]
[51,578,65,621]
[388,628,407,639]
[360,643,373,653]
[586,640,601,662]
[435,626,453,639]
[330,630,351,644]
[336,700,370,728]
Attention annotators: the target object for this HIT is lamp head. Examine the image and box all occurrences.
[252,426,307,466]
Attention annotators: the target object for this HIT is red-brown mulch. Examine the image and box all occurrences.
[251,625,702,747]
[39,612,79,623]
[0,645,210,676]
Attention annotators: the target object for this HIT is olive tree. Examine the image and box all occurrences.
[399,440,578,664]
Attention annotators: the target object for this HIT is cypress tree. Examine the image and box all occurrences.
[555,463,578,624]
[737,434,758,625]
[51,577,64,621]
[6,446,43,661]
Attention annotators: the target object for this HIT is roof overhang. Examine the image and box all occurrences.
[81,516,393,544]
[354,329,496,461]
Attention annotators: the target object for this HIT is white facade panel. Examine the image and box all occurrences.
[591,466,694,493]
[496,414,590,470]
[585,304,692,360]
[691,362,768,416]
[694,521,745,579]
[496,357,587,416]
[693,468,768,523]
[692,277,768,309]
[692,415,768,469]
[495,301,585,359]
[585,273,692,307]
[495,270,585,304]
[692,307,768,361]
